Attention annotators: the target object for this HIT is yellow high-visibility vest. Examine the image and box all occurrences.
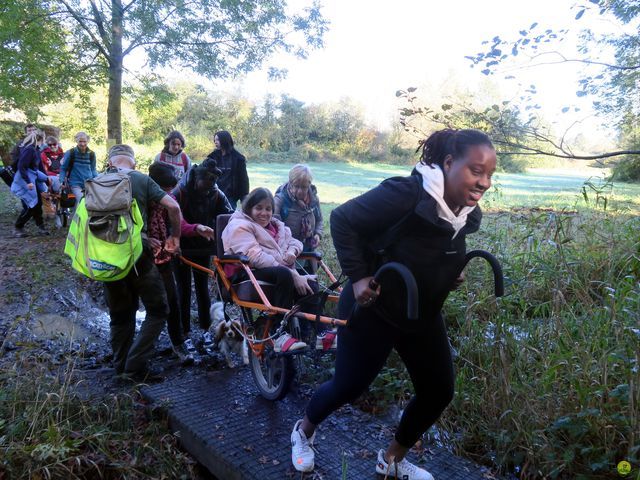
[64,198,143,281]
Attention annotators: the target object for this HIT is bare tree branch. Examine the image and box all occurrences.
[56,0,111,62]
[89,0,110,50]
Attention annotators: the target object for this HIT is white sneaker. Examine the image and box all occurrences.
[291,419,315,472]
[375,449,433,480]
[274,333,307,353]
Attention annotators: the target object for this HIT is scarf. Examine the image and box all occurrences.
[414,162,476,239]
[285,182,314,240]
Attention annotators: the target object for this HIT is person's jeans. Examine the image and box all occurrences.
[71,185,83,214]
[104,249,169,374]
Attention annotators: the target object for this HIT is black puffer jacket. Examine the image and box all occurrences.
[203,149,249,205]
[330,174,482,323]
[172,173,234,255]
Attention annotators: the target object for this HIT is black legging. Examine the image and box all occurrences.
[305,281,455,448]
[15,196,44,229]
[157,261,183,346]
[175,255,211,334]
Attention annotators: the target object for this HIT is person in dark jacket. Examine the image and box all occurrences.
[8,123,38,167]
[11,131,50,237]
[202,130,249,206]
[289,129,497,479]
[173,164,234,352]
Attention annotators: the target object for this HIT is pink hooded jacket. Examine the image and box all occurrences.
[222,209,303,270]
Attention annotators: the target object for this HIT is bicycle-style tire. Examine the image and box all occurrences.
[249,347,294,401]
[244,308,295,400]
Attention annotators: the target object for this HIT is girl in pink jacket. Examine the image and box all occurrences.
[222,187,317,352]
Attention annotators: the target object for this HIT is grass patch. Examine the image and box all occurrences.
[0,351,197,479]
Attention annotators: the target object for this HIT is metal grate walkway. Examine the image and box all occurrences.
[142,367,496,479]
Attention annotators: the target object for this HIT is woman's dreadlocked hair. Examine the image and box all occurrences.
[418,129,494,168]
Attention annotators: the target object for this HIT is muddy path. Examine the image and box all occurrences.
[0,191,222,478]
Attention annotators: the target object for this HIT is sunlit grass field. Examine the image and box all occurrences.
[248,161,640,212]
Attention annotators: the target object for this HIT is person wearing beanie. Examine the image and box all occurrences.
[102,144,183,382]
[172,162,233,352]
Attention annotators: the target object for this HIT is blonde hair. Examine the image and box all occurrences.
[288,164,313,185]
[74,131,90,142]
[20,131,44,148]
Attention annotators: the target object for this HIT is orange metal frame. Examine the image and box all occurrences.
[179,255,347,328]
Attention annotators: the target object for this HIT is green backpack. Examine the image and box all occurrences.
[64,170,143,281]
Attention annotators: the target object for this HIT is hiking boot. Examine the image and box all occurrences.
[13,227,28,238]
[123,366,165,384]
[291,419,315,472]
[315,330,338,351]
[172,342,195,365]
[274,333,307,353]
[375,449,433,480]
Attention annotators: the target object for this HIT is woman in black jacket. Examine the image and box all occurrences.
[289,129,497,479]
[202,130,249,207]
[173,164,234,352]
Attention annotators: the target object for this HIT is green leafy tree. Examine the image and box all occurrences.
[277,95,309,151]
[126,76,180,142]
[39,0,327,143]
[0,0,85,118]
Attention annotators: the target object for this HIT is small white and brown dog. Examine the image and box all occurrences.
[210,302,249,368]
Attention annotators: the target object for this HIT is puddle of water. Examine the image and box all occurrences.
[32,314,94,341]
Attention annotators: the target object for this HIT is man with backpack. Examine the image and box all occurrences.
[65,144,182,381]
[58,131,97,209]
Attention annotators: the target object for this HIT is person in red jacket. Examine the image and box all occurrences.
[40,136,64,191]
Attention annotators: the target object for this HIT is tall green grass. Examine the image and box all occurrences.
[311,175,639,478]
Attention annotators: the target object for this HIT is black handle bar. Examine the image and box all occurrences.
[369,262,419,320]
[460,250,504,297]
[363,252,502,325]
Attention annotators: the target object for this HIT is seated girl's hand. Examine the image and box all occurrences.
[196,224,214,240]
[310,234,320,249]
[292,271,314,295]
[282,251,297,265]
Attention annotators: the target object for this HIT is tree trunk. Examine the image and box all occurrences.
[107,0,123,144]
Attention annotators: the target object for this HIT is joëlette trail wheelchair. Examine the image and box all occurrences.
[180,213,504,401]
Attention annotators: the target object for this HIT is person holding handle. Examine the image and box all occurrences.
[289,128,497,479]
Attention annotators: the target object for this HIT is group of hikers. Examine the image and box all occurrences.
[1,123,497,479]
